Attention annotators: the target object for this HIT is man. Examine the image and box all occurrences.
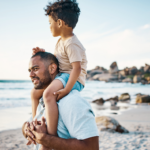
[23,52,99,150]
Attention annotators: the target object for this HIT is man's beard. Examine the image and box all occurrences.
[33,70,52,89]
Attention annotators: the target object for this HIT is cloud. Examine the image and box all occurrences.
[140,24,150,30]
[78,25,150,70]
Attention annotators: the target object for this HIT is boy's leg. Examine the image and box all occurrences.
[31,88,44,119]
[43,79,64,136]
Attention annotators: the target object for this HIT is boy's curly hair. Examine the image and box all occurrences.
[45,0,80,29]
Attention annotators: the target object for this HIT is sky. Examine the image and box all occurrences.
[0,0,150,80]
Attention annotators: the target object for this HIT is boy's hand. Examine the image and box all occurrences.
[54,89,69,101]
[32,47,45,55]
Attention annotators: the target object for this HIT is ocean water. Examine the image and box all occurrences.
[0,80,150,109]
[0,80,150,131]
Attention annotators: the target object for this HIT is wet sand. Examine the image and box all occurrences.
[0,105,150,150]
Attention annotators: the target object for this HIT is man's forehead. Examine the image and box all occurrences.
[29,56,42,67]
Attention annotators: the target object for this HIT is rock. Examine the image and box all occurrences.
[119,93,130,101]
[96,73,118,82]
[129,66,138,75]
[92,98,104,105]
[139,66,144,73]
[146,77,150,81]
[144,64,150,73]
[105,96,118,102]
[133,75,141,83]
[118,74,125,80]
[122,78,132,83]
[96,116,129,133]
[124,67,129,75]
[109,62,118,74]
[136,95,150,103]
[89,70,104,76]
[141,80,147,85]
[105,96,118,106]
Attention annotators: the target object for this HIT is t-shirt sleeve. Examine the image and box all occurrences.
[65,44,83,63]
[60,94,99,140]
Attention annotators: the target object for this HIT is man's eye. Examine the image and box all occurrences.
[34,68,38,71]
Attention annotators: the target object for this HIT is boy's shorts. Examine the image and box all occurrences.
[55,73,84,92]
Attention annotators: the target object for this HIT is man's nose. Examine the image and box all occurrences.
[29,71,35,78]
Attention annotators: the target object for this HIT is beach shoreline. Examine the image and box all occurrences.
[0,105,150,150]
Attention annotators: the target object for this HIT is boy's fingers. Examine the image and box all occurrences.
[30,122,34,131]
[41,117,46,125]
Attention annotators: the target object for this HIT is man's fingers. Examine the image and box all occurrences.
[27,136,36,145]
[37,121,41,125]
[25,129,35,139]
[26,140,32,145]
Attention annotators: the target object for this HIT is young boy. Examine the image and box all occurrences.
[30,0,87,149]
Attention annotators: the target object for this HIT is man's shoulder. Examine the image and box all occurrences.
[57,90,91,113]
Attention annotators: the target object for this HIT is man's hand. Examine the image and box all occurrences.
[54,88,69,101]
[26,117,47,144]
[32,47,45,55]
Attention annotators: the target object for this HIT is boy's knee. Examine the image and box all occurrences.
[43,89,55,104]
[31,88,43,100]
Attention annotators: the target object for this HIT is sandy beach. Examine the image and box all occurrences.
[0,105,150,150]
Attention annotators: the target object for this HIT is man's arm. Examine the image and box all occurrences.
[41,134,99,150]
[26,117,99,150]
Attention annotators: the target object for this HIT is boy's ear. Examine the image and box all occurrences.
[57,19,64,28]
[49,63,58,74]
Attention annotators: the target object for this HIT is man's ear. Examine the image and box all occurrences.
[57,19,64,28]
[48,63,58,74]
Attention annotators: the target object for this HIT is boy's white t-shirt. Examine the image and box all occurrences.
[54,34,87,86]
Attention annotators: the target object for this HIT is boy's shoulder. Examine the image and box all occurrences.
[64,34,85,50]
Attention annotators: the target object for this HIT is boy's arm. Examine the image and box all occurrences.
[54,61,81,100]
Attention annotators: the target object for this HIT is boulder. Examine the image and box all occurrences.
[109,62,118,74]
[118,74,125,80]
[89,70,104,76]
[133,75,141,83]
[124,67,129,75]
[105,96,118,102]
[129,66,138,75]
[97,73,118,82]
[119,70,126,76]
[96,116,129,133]
[119,93,130,101]
[122,78,132,83]
[136,95,150,103]
[144,64,150,73]
[92,98,104,105]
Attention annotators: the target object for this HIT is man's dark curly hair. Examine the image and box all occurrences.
[45,0,80,29]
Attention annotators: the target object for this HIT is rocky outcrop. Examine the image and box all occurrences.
[119,93,130,101]
[129,66,138,75]
[109,62,118,74]
[92,98,104,105]
[133,75,141,83]
[136,94,150,103]
[86,62,150,84]
[96,116,129,133]
[144,64,150,73]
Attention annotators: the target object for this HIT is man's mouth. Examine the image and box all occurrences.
[32,77,39,84]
